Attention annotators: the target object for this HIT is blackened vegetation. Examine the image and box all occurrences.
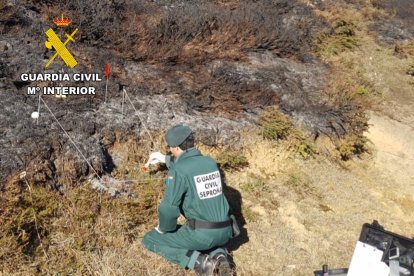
[141,1,325,63]
[185,63,281,116]
[30,0,326,62]
[370,0,414,44]
[58,1,128,45]
[372,0,414,23]
[0,0,366,187]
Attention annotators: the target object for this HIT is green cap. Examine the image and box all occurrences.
[165,124,193,147]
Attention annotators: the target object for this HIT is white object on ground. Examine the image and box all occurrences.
[31,112,39,119]
[149,152,166,163]
[143,152,166,171]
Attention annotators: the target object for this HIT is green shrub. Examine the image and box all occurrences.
[259,107,293,140]
[338,135,369,161]
[284,173,320,200]
[217,153,249,171]
[241,179,266,195]
[318,20,359,56]
[260,107,318,159]
[297,140,317,159]
[355,86,371,96]
[335,20,356,37]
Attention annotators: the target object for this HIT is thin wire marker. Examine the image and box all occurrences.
[39,97,163,186]
[40,97,106,188]
[123,88,156,146]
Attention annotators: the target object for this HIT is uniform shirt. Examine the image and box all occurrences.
[158,148,230,232]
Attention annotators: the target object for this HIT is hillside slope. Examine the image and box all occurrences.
[1,0,413,275]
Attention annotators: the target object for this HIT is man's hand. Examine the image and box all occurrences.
[154,225,165,234]
[149,152,166,164]
[143,152,166,171]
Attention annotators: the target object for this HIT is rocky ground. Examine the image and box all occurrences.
[1,0,413,275]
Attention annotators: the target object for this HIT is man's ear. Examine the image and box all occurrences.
[172,146,184,154]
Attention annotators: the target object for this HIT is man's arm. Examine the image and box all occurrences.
[158,170,187,232]
[165,155,173,169]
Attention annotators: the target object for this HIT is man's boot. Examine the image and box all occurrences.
[194,254,214,276]
[212,252,232,276]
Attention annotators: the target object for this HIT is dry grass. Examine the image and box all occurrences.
[0,136,175,275]
[328,35,414,125]
[310,0,414,117]
[221,132,414,275]
[0,174,169,274]
[394,40,414,59]
[306,0,414,159]
[1,126,413,275]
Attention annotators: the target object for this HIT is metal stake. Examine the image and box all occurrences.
[104,76,108,103]
[37,93,41,125]
[121,87,125,116]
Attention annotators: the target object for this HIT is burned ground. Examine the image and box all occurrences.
[0,0,358,186]
[369,0,414,44]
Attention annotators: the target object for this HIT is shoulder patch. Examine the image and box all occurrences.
[166,176,174,185]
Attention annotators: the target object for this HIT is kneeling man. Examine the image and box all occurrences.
[142,124,233,275]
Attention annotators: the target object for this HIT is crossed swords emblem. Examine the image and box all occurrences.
[44,28,78,68]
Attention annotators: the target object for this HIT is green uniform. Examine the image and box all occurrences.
[142,148,232,269]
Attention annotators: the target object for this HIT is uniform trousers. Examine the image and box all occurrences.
[142,224,232,268]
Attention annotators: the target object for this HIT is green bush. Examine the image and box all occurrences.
[338,135,369,161]
[318,20,359,56]
[297,140,317,159]
[284,173,320,200]
[241,179,266,195]
[355,86,371,96]
[335,20,356,37]
[260,107,317,159]
[260,107,293,140]
[217,153,249,171]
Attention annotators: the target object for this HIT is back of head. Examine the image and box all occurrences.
[165,124,194,150]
